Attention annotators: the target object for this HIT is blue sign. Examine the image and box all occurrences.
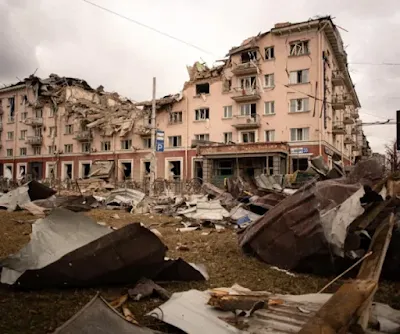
[156,130,164,152]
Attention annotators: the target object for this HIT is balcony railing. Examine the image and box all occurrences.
[231,62,259,76]
[332,95,345,110]
[344,136,355,145]
[232,114,261,129]
[332,70,345,86]
[332,121,346,135]
[350,110,359,119]
[231,88,261,102]
[74,130,92,142]
[26,136,43,145]
[343,94,353,106]
[24,117,43,126]
[343,111,355,125]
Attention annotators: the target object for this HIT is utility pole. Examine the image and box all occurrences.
[149,77,157,197]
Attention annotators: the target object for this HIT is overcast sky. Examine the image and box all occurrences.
[1,0,398,153]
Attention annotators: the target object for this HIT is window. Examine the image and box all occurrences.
[289,69,309,84]
[49,126,57,137]
[48,145,57,154]
[223,132,232,143]
[217,160,234,176]
[21,95,28,105]
[195,108,209,121]
[240,103,256,116]
[290,128,310,141]
[223,106,232,119]
[290,98,310,113]
[195,134,210,141]
[20,148,27,156]
[222,79,232,92]
[101,141,111,151]
[168,136,182,147]
[265,130,275,142]
[143,137,152,149]
[20,112,27,121]
[65,124,74,134]
[34,109,43,118]
[264,101,275,115]
[49,108,55,117]
[64,144,73,153]
[33,147,41,155]
[264,74,275,88]
[241,131,256,143]
[8,97,15,122]
[7,131,14,140]
[240,76,256,90]
[82,143,91,152]
[20,130,27,140]
[6,149,13,156]
[121,139,132,150]
[34,127,42,137]
[169,111,183,124]
[196,83,210,95]
[241,50,257,63]
[289,40,309,56]
[265,46,275,60]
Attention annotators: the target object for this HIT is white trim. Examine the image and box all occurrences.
[78,160,92,179]
[16,162,27,178]
[191,157,203,179]
[45,161,57,178]
[140,158,151,181]
[61,161,74,180]
[118,159,134,181]
[4,163,13,179]
[238,129,258,143]
[164,157,184,181]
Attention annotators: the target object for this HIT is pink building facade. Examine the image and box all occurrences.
[0,17,369,184]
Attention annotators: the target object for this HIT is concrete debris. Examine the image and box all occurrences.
[106,188,145,209]
[128,278,170,301]
[89,160,115,179]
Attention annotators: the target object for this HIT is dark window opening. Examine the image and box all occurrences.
[292,158,308,172]
[65,164,73,179]
[194,161,203,182]
[196,83,210,95]
[145,161,151,174]
[122,162,132,179]
[82,163,91,178]
[267,156,274,175]
[241,50,257,63]
[217,160,234,176]
[168,161,181,180]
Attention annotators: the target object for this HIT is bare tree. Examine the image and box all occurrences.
[385,140,400,172]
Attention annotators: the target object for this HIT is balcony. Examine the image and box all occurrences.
[231,88,261,103]
[26,136,43,145]
[135,125,152,136]
[351,110,359,119]
[232,62,259,76]
[343,94,353,106]
[332,122,346,135]
[344,136,355,145]
[24,117,43,126]
[351,127,360,135]
[232,114,261,129]
[331,95,345,110]
[343,112,355,125]
[332,70,345,87]
[74,130,92,142]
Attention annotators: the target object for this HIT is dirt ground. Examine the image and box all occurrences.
[1,209,400,334]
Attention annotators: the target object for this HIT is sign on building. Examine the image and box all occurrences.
[156,130,165,152]
[290,147,309,155]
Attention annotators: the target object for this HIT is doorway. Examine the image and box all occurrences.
[64,163,73,179]
[82,163,91,178]
[194,160,203,182]
[121,162,132,180]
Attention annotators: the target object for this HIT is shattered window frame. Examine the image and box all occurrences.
[168,135,182,147]
[8,97,15,122]
[240,76,257,90]
[241,50,258,63]
[6,149,13,157]
[33,146,41,155]
[81,142,91,153]
[194,108,209,121]
[169,111,183,124]
[241,131,256,143]
[48,145,57,155]
[64,144,73,153]
[289,69,309,84]
[195,83,210,95]
[120,139,132,150]
[265,46,275,60]
[223,132,232,143]
[142,137,152,149]
[64,124,74,135]
[289,40,310,56]
[194,134,210,141]
[35,109,43,119]
[19,147,27,156]
[101,141,111,151]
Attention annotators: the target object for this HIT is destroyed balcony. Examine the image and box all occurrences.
[332,70,345,87]
[231,62,259,76]
[231,88,261,103]
[25,136,43,146]
[74,130,92,142]
[24,117,43,126]
[332,122,346,135]
[232,114,261,129]
[331,96,345,110]
[135,125,152,136]
[344,136,355,145]
[343,112,355,125]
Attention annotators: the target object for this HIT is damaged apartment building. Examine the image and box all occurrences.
[0,16,372,185]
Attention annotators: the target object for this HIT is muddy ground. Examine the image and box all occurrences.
[1,209,400,334]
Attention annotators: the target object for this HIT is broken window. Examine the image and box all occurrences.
[194,134,209,141]
[34,127,42,137]
[82,163,91,178]
[267,156,274,175]
[223,132,232,143]
[7,131,14,140]
[81,143,91,153]
[265,130,275,142]
[223,106,232,118]
[241,50,257,63]
[264,101,275,115]
[169,111,182,124]
[120,139,132,150]
[33,147,41,155]
[48,145,57,154]
[241,131,256,143]
[144,161,151,174]
[289,40,309,56]
[20,130,27,140]
[240,103,257,116]
[143,137,152,149]
[121,162,132,179]
[195,108,209,121]
[20,148,27,156]
[65,124,74,134]
[6,149,13,157]
[290,127,309,141]
[292,158,309,172]
[8,97,15,122]
[101,141,111,151]
[167,161,182,181]
[217,160,234,176]
[222,79,232,93]
[196,83,210,95]
[64,163,73,179]
[35,109,43,118]
[290,98,309,113]
[49,126,57,138]
[20,112,27,121]
[168,136,182,147]
[265,46,275,60]
[240,76,256,90]
[64,144,73,153]
[289,69,309,84]
[264,73,275,87]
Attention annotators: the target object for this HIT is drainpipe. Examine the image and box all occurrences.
[318,28,322,156]
[185,91,189,180]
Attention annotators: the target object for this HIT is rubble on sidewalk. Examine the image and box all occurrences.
[105,188,145,210]
[0,208,207,288]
